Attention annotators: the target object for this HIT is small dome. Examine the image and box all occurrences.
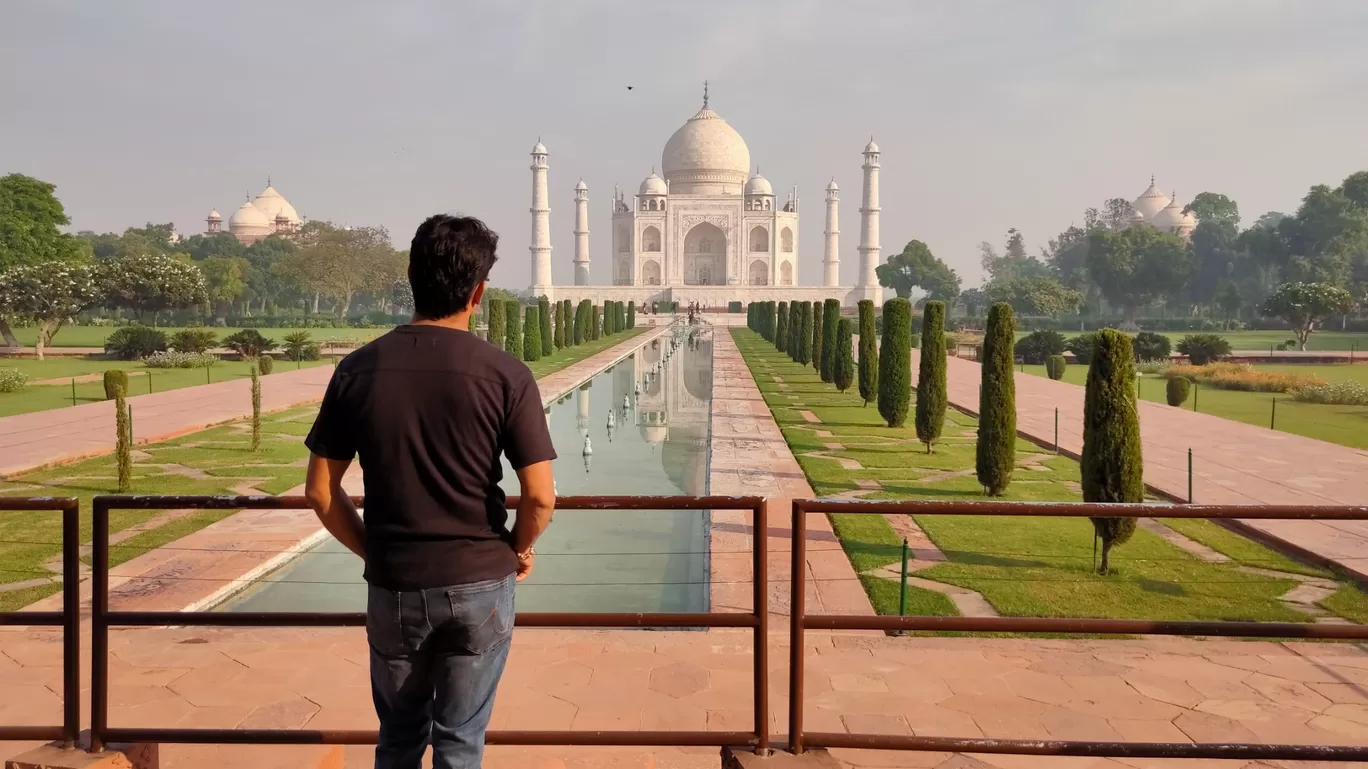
[532,141,547,154]
[639,170,667,196]
[745,172,772,197]
[826,178,839,192]
[1151,195,1185,231]
[1176,209,1198,233]
[574,179,587,191]
[229,199,272,234]
[864,137,880,153]
[207,209,221,220]
[1128,209,1146,222]
[1132,179,1172,220]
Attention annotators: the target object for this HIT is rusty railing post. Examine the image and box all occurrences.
[752,498,770,756]
[62,500,80,748]
[788,499,807,755]
[90,496,110,753]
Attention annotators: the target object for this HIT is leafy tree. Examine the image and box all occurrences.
[282,331,320,362]
[1131,331,1171,362]
[775,302,789,353]
[878,240,962,301]
[1262,281,1355,350]
[1176,333,1232,365]
[857,299,878,406]
[200,256,250,321]
[391,279,414,317]
[811,300,824,374]
[523,305,542,362]
[288,222,400,317]
[1214,280,1243,320]
[1100,198,1137,231]
[0,174,88,346]
[505,301,522,354]
[915,301,947,452]
[1082,329,1143,574]
[1184,192,1240,229]
[1084,226,1193,328]
[976,303,1016,496]
[101,253,209,321]
[538,296,552,355]
[833,319,855,393]
[820,299,840,382]
[986,276,1082,318]
[877,298,912,428]
[1013,329,1066,364]
[980,228,1052,283]
[0,262,101,358]
[798,301,813,365]
[1066,332,1100,365]
[957,287,988,319]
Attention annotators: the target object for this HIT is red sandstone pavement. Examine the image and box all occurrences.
[0,365,337,477]
[913,351,1368,578]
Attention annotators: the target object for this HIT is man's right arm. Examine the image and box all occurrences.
[504,370,558,581]
[511,460,555,580]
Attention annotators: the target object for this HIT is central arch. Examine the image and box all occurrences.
[683,222,726,286]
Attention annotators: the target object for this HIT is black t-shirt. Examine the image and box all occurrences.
[304,324,557,590]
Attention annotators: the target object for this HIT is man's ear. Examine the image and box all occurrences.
[470,281,486,309]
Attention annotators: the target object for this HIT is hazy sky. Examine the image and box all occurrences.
[3,0,1366,289]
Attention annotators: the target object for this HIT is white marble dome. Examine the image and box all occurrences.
[1151,196,1185,231]
[229,198,272,236]
[251,185,300,225]
[745,171,772,196]
[207,209,221,221]
[1132,180,1172,220]
[662,105,750,195]
[826,178,839,192]
[639,170,667,196]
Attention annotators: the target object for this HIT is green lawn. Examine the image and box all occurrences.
[1021,361,1368,450]
[0,359,330,418]
[526,327,646,379]
[6,325,386,349]
[732,327,1360,627]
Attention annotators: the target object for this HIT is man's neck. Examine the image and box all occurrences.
[410,310,472,331]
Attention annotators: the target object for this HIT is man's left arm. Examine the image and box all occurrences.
[305,454,365,560]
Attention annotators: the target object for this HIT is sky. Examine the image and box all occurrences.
[3,0,1367,289]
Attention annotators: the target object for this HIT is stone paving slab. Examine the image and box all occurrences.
[915,351,1368,580]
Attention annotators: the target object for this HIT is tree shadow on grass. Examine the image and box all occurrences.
[1136,578,1185,597]
[839,538,904,566]
[938,549,1051,569]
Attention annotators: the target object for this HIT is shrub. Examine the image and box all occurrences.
[169,329,218,354]
[729,300,743,313]
[505,302,522,353]
[1291,381,1368,406]
[539,297,553,355]
[909,332,921,349]
[563,300,574,345]
[115,388,131,491]
[798,302,813,365]
[523,305,542,362]
[834,319,855,393]
[282,331,321,362]
[104,325,168,360]
[257,355,274,375]
[250,363,262,451]
[1176,333,1231,365]
[1081,329,1143,574]
[103,369,129,400]
[877,298,912,428]
[976,303,1016,496]
[485,299,504,347]
[574,300,587,345]
[1159,362,1323,393]
[788,300,802,360]
[915,301,948,452]
[0,368,27,393]
[628,301,636,329]
[1166,376,1190,406]
[776,302,789,352]
[857,300,878,406]
[811,300,824,374]
[1014,330,1066,365]
[1045,355,1066,380]
[141,351,219,369]
[820,299,840,383]
[222,329,277,358]
[1132,331,1172,362]
[1136,361,1170,375]
[1065,332,1100,365]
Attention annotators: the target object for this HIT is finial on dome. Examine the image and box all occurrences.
[703,80,709,108]
[1151,174,1155,186]
[267,175,271,187]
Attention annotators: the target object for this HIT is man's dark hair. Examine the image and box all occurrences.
[408,214,499,319]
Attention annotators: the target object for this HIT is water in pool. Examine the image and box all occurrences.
[225,326,714,614]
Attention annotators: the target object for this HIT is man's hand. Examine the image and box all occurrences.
[515,548,535,582]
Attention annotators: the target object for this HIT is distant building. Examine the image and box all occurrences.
[205,180,302,244]
[1127,178,1197,239]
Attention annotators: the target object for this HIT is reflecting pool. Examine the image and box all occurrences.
[224,326,714,614]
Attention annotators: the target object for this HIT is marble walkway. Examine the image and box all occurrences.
[915,351,1368,580]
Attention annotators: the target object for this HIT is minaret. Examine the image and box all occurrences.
[529,139,553,293]
[823,179,840,287]
[573,179,590,286]
[858,138,881,290]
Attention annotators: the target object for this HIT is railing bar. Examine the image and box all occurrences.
[806,732,1368,760]
[100,611,758,629]
[795,500,1368,520]
[98,728,759,748]
[87,494,765,511]
[803,614,1368,639]
[0,612,65,626]
[0,726,66,741]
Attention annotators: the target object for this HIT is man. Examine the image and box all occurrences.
[304,214,557,768]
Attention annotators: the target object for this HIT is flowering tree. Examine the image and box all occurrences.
[1262,282,1355,350]
[100,253,209,321]
[0,262,101,358]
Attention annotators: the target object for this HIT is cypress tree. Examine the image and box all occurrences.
[523,305,542,361]
[487,299,505,349]
[115,387,132,492]
[564,300,574,345]
[857,299,878,407]
[797,301,813,365]
[833,318,855,393]
[775,302,789,353]
[553,301,565,349]
[573,300,586,345]
[593,305,601,339]
[619,301,627,332]
[811,300,824,374]
[601,301,611,335]
[787,300,801,359]
[539,296,553,355]
[820,298,840,383]
[628,300,636,329]
[748,303,755,331]
[504,301,522,355]
[250,363,262,451]
[1083,329,1144,574]
[915,301,948,452]
[877,298,912,428]
[768,301,778,342]
[976,302,1017,496]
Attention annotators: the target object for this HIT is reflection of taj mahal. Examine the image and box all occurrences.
[530,85,882,308]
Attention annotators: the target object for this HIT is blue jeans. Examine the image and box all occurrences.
[366,574,516,769]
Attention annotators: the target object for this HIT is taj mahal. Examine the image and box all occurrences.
[529,86,882,308]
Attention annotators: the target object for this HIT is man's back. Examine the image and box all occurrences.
[305,324,555,590]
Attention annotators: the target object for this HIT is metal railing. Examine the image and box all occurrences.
[0,497,79,747]
[788,498,1368,762]
[89,494,769,754]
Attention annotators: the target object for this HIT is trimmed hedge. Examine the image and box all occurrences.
[788,300,801,360]
[834,319,855,393]
[103,369,129,400]
[857,300,878,406]
[798,302,814,365]
[487,299,505,349]
[877,298,912,428]
[504,301,522,354]
[976,303,1016,496]
[820,299,840,383]
[523,305,542,362]
[811,301,825,375]
[1082,329,1143,573]
[628,300,636,329]
[539,297,553,355]
[257,355,274,375]
[915,301,947,452]
[1045,355,1067,380]
[1166,376,1190,407]
[776,302,789,353]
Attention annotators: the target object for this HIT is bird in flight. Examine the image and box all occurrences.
[626,85,633,90]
